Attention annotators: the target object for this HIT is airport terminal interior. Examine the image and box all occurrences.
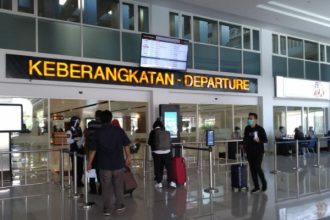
[1,0,330,219]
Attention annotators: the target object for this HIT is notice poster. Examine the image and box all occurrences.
[164,112,178,138]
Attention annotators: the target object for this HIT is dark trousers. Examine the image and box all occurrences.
[247,153,267,189]
[70,147,84,185]
[89,169,101,193]
[100,169,124,212]
[153,152,173,183]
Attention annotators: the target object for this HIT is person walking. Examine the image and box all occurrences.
[243,112,268,193]
[148,119,176,189]
[87,110,132,216]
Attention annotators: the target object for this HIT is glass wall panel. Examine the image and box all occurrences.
[288,58,304,78]
[243,28,250,49]
[234,105,258,135]
[194,17,218,45]
[308,108,324,135]
[39,19,81,56]
[303,107,307,135]
[179,104,197,142]
[0,0,11,10]
[220,48,242,73]
[272,34,278,54]
[18,0,34,14]
[187,43,193,69]
[243,51,260,75]
[287,107,302,136]
[288,37,303,59]
[220,22,241,48]
[122,3,134,30]
[253,30,260,51]
[273,106,286,138]
[138,6,149,32]
[0,13,35,51]
[83,26,120,61]
[83,0,119,28]
[182,15,191,40]
[272,56,287,76]
[321,64,330,81]
[169,12,179,37]
[305,61,319,80]
[198,105,233,140]
[39,0,80,22]
[280,36,286,55]
[327,46,330,63]
[194,44,218,71]
[305,41,318,61]
[110,101,148,151]
[122,32,140,63]
[320,45,325,62]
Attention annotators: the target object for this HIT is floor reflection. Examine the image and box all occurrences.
[3,154,330,219]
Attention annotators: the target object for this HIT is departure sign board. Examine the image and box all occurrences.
[140,33,189,71]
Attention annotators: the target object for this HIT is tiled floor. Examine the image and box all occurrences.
[1,152,330,219]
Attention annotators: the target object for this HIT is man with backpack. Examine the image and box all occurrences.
[148,119,176,189]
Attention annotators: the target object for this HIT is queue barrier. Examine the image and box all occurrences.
[273,137,330,202]
[0,147,95,210]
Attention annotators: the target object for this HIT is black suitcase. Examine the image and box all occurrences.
[228,142,237,160]
[231,149,248,191]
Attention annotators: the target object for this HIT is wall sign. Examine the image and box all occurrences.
[6,54,258,94]
[276,76,330,100]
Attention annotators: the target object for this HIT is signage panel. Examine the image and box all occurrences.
[6,54,258,94]
[276,76,329,100]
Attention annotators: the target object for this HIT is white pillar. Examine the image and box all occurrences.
[259,29,275,151]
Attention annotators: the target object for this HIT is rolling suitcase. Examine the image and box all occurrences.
[171,156,187,185]
[123,167,137,196]
[231,149,248,191]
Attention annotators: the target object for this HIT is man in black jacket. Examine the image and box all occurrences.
[243,112,268,193]
[87,110,132,216]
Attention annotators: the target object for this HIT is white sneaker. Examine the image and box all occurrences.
[169,181,177,188]
[155,182,163,188]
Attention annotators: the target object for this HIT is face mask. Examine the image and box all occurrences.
[247,119,254,126]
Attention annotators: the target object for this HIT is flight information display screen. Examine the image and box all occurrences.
[140,33,189,71]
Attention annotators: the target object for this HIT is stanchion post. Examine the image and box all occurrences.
[60,149,65,190]
[313,139,322,168]
[83,154,94,209]
[225,142,228,165]
[67,152,71,189]
[204,147,218,194]
[270,142,280,174]
[73,152,79,198]
[292,140,301,172]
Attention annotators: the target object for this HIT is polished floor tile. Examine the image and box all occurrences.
[3,152,330,219]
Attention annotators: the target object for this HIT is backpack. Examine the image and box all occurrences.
[154,129,171,151]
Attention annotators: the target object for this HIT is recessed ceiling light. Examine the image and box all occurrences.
[257,1,330,28]
[108,10,112,15]
[268,1,330,22]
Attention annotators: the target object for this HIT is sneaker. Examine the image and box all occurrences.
[169,181,177,189]
[155,182,163,188]
[251,188,260,193]
[262,185,267,192]
[103,211,111,216]
[115,204,126,214]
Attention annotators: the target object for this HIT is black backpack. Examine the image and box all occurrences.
[154,129,171,151]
